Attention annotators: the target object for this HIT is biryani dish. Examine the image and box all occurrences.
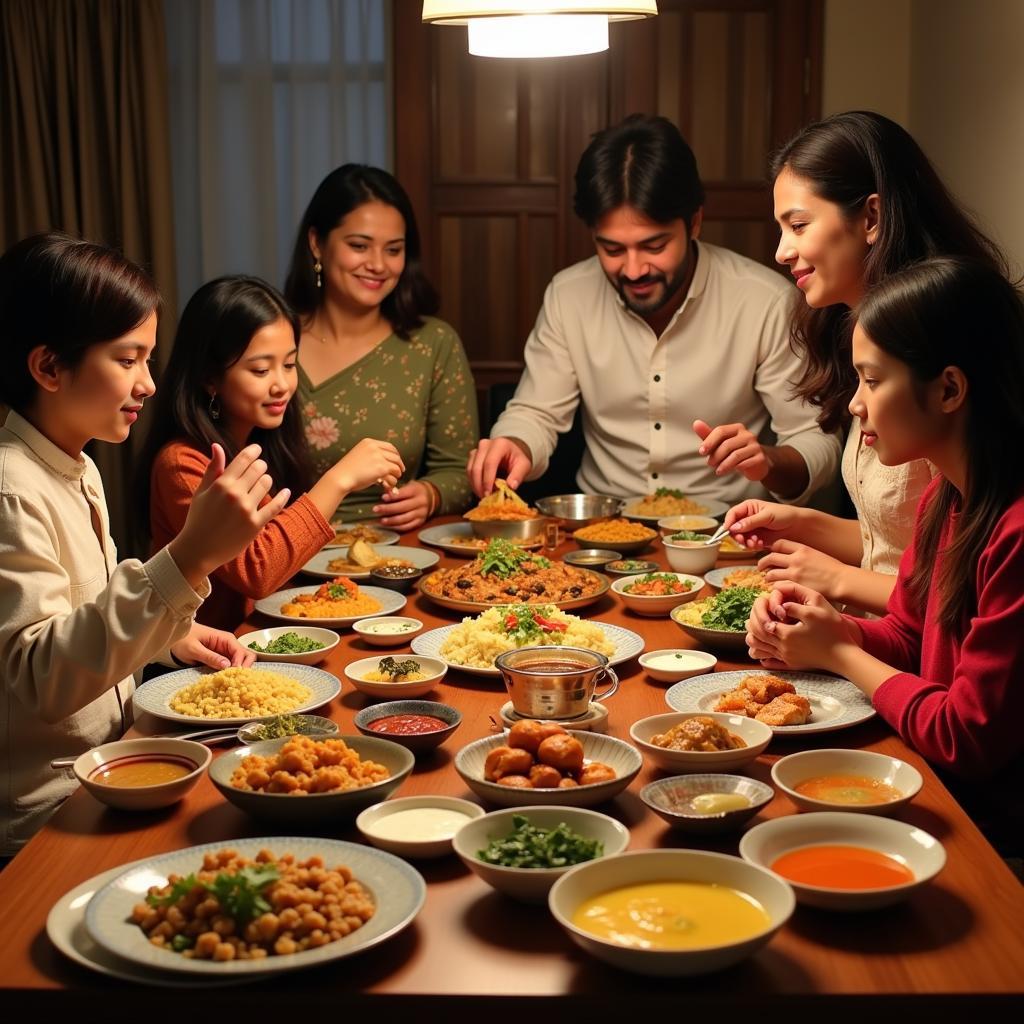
[330,524,387,546]
[574,518,657,544]
[649,716,747,752]
[169,668,311,719]
[131,846,374,960]
[464,479,539,522]
[421,539,602,606]
[625,488,710,517]
[230,735,391,794]
[714,674,812,726]
[281,577,382,619]
[438,604,614,669]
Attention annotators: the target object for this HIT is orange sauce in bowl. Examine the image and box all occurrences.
[793,773,903,805]
[771,844,914,889]
[90,755,196,788]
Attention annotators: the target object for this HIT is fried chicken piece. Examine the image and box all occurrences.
[713,689,762,717]
[740,673,796,704]
[508,719,566,755]
[578,762,617,785]
[754,692,811,726]
[536,734,585,774]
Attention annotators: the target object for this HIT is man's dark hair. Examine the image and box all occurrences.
[573,114,705,228]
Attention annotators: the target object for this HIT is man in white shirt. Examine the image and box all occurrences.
[467,115,840,505]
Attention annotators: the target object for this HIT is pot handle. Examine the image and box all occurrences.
[593,667,619,702]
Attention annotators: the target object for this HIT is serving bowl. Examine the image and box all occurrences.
[670,604,751,654]
[236,625,340,665]
[73,738,211,811]
[770,748,923,815]
[629,711,772,772]
[452,805,630,903]
[572,524,659,554]
[454,731,642,808]
[611,572,703,616]
[535,494,624,530]
[352,615,424,647]
[208,734,414,822]
[344,654,447,699]
[604,558,659,577]
[353,699,462,754]
[236,713,339,744]
[638,649,717,682]
[739,811,946,911]
[662,536,722,575]
[468,517,548,542]
[657,515,719,536]
[640,774,774,834]
[369,565,424,593]
[548,849,795,976]
[356,795,485,859]
[563,548,620,570]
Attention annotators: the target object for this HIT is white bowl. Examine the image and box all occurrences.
[611,572,704,616]
[661,537,722,576]
[739,811,946,911]
[454,731,642,808]
[548,850,795,976]
[73,738,211,811]
[629,712,771,773]
[657,515,719,536]
[237,625,339,665]
[352,616,424,647]
[771,748,923,815]
[344,655,447,699]
[452,805,630,903]
[356,795,485,859]
[639,649,717,682]
[640,774,774,834]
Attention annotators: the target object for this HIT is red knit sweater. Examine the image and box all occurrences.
[856,479,1024,780]
[149,442,333,631]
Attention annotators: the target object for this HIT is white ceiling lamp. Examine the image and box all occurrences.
[422,2,658,59]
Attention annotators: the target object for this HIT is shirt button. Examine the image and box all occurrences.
[653,374,661,382]
[652,472,659,479]
[654,423,662,430]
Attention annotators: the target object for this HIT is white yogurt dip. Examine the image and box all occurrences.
[364,807,474,841]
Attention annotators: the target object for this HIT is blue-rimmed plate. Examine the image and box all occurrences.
[301,545,440,580]
[253,585,406,626]
[664,670,875,735]
[85,837,425,978]
[132,662,341,727]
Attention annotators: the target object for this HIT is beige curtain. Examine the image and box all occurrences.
[0,0,177,557]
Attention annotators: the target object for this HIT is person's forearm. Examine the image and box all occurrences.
[784,512,864,566]
[761,444,809,500]
[833,566,897,616]
[828,640,898,699]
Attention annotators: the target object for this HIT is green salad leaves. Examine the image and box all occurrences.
[700,586,763,631]
[248,631,326,654]
[477,814,603,869]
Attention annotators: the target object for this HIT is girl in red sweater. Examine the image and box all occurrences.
[140,276,404,631]
[745,257,1024,795]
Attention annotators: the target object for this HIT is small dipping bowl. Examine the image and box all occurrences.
[73,738,211,811]
[535,494,624,530]
[354,699,462,754]
[640,774,774,834]
[563,548,620,570]
[639,649,718,682]
[604,558,659,577]
[353,616,424,647]
[657,515,719,537]
[344,654,447,699]
[662,536,722,575]
[370,565,424,593]
[356,795,484,858]
[495,646,617,720]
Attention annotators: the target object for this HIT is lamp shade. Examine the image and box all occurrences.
[422,2,658,24]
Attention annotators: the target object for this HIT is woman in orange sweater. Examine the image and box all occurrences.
[141,276,403,630]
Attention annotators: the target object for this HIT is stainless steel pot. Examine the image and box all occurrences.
[494,646,618,719]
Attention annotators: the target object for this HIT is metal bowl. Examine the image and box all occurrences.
[535,494,624,530]
[467,516,548,541]
[563,548,620,570]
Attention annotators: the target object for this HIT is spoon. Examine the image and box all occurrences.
[704,523,730,546]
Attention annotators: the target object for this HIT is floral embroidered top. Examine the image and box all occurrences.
[298,317,479,522]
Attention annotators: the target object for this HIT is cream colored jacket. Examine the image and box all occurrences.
[0,412,208,855]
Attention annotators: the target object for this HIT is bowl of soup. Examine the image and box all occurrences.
[771,748,923,815]
[354,699,462,754]
[739,811,946,911]
[73,738,212,811]
[548,849,794,976]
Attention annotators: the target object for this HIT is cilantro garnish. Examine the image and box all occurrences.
[145,863,281,928]
[654,487,685,498]
[477,814,603,868]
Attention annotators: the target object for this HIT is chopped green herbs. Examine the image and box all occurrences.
[499,604,568,643]
[479,539,550,578]
[376,656,422,680]
[145,863,281,929]
[700,586,763,631]
[245,714,330,741]
[668,530,708,543]
[654,487,685,498]
[477,814,603,869]
[248,631,326,654]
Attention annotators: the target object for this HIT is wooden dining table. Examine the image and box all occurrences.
[1,517,1021,1018]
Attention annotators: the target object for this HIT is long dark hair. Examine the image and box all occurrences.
[856,257,1024,634]
[573,114,705,228]
[772,111,1007,433]
[283,164,437,338]
[0,232,160,413]
[138,276,313,535]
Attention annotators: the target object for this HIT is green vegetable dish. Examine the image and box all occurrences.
[477,814,603,869]
[668,530,708,543]
[479,538,551,578]
[248,631,327,654]
[700,586,763,631]
[243,714,334,741]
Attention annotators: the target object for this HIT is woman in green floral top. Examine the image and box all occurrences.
[284,165,478,528]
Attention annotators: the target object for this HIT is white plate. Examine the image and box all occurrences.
[323,523,400,548]
[85,837,426,977]
[703,565,764,590]
[664,670,875,734]
[411,621,644,676]
[253,585,406,626]
[132,663,341,726]
[47,865,246,987]
[417,522,543,557]
[622,496,729,523]
[300,546,440,580]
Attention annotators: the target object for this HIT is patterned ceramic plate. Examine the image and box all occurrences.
[323,523,400,549]
[253,585,406,627]
[622,496,730,523]
[301,546,440,580]
[417,523,543,556]
[703,566,765,591]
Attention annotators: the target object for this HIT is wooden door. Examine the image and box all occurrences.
[394,1,823,424]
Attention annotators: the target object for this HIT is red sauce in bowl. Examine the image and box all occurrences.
[368,714,449,735]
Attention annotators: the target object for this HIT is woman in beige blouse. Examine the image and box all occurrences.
[724,112,1008,615]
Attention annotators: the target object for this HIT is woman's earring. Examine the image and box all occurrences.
[208,393,221,421]
[314,260,323,289]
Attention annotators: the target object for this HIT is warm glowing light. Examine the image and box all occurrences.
[468,14,608,57]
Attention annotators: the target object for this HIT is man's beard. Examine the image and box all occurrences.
[616,260,690,316]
